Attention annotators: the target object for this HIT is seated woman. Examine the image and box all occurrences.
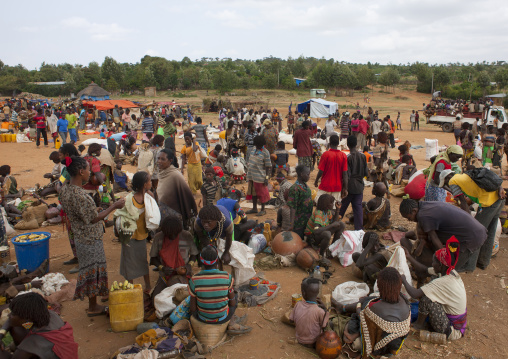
[332,267,411,359]
[189,246,251,335]
[0,292,78,359]
[193,205,233,265]
[0,165,23,200]
[363,182,391,230]
[115,136,137,165]
[156,149,197,227]
[402,237,467,341]
[352,232,392,288]
[217,189,257,244]
[150,211,198,298]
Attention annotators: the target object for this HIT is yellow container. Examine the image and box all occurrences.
[0,134,5,142]
[5,134,11,142]
[109,284,144,332]
[55,137,61,149]
[10,134,16,142]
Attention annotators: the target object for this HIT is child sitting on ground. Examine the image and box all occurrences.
[113,161,130,192]
[352,231,392,287]
[201,166,221,206]
[289,278,330,348]
[205,144,222,166]
[397,144,415,166]
[225,147,247,183]
[305,194,345,257]
[393,154,417,185]
[0,165,23,200]
[99,129,106,139]
[274,141,290,176]
[274,171,293,208]
[363,182,391,230]
[276,189,292,232]
[38,152,65,197]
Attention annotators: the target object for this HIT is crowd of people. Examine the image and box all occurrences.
[0,96,506,358]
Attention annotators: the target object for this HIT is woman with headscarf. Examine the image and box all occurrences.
[424,145,463,201]
[156,149,197,226]
[402,236,467,341]
[260,119,279,156]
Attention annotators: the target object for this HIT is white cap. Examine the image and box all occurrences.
[438,169,455,187]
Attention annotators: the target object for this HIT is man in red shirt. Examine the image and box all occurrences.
[386,115,396,148]
[34,108,48,148]
[357,115,369,150]
[293,120,314,171]
[314,134,348,203]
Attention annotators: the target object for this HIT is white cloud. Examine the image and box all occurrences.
[61,17,130,41]
[145,49,160,57]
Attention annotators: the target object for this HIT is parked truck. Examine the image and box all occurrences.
[425,106,507,132]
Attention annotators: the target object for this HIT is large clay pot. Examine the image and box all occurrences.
[271,231,304,256]
[296,248,319,270]
[316,330,342,359]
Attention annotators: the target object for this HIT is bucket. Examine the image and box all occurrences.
[109,284,144,332]
[55,137,61,149]
[11,232,50,273]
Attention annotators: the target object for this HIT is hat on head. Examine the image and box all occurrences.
[344,112,350,116]
[438,169,455,187]
[263,119,272,126]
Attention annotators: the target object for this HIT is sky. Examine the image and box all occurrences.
[3,0,508,70]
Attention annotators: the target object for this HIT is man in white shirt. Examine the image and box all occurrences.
[371,118,381,145]
[410,110,416,131]
[324,115,336,137]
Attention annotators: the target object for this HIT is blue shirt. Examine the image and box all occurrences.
[100,111,107,121]
[56,118,68,132]
[216,198,238,221]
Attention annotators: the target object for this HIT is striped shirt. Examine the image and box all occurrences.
[246,147,271,183]
[189,269,233,322]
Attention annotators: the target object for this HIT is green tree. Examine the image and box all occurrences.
[101,57,124,88]
[494,68,508,89]
[378,68,400,93]
[476,71,491,95]
[356,65,376,88]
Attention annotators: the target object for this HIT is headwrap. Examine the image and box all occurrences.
[65,157,73,167]
[435,236,460,275]
[200,245,218,266]
[426,145,463,183]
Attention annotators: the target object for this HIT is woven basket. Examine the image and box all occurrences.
[190,315,229,347]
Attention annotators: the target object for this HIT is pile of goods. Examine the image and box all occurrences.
[111,280,135,292]
[13,233,48,243]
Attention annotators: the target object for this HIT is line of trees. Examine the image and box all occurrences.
[1,56,507,102]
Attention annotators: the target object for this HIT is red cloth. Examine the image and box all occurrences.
[318,149,348,192]
[160,235,185,269]
[83,155,102,190]
[351,119,360,132]
[404,174,426,200]
[358,119,369,135]
[432,159,451,181]
[293,129,313,157]
[32,322,78,359]
[436,236,460,275]
[34,116,46,129]
[253,182,270,204]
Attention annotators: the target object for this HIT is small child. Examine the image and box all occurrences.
[201,166,221,206]
[363,146,373,169]
[287,165,314,240]
[363,182,391,230]
[113,161,130,192]
[206,144,222,166]
[100,129,106,139]
[352,231,392,287]
[393,154,416,185]
[276,188,292,232]
[371,132,390,197]
[225,148,247,183]
[304,194,345,256]
[274,141,290,176]
[38,152,65,197]
[482,134,500,167]
[77,144,86,156]
[274,171,293,208]
[0,165,23,200]
[290,278,330,347]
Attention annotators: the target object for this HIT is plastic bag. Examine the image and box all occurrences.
[425,139,439,161]
[217,239,256,286]
[373,246,412,296]
[332,281,370,305]
[247,234,267,254]
[154,283,188,319]
[1,208,14,237]
[328,230,364,267]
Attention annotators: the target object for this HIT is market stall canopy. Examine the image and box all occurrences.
[77,82,110,101]
[82,100,139,111]
[297,98,338,118]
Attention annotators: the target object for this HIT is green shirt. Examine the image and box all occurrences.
[66,114,77,129]
[163,123,176,139]
[287,181,313,231]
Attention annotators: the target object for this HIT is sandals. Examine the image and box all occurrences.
[227,323,252,336]
[255,210,266,216]
[87,306,109,317]
[246,209,258,214]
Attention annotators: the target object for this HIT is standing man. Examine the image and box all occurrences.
[339,135,368,230]
[371,116,381,146]
[386,115,396,149]
[340,112,350,140]
[66,108,78,144]
[112,105,121,131]
[246,136,272,216]
[415,111,420,131]
[141,111,155,142]
[410,110,416,131]
[324,115,336,137]
[314,134,348,204]
[357,115,368,150]
[293,120,314,171]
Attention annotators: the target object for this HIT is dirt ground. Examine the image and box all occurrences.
[2,87,508,359]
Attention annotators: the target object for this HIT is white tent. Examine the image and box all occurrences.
[297,98,338,118]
